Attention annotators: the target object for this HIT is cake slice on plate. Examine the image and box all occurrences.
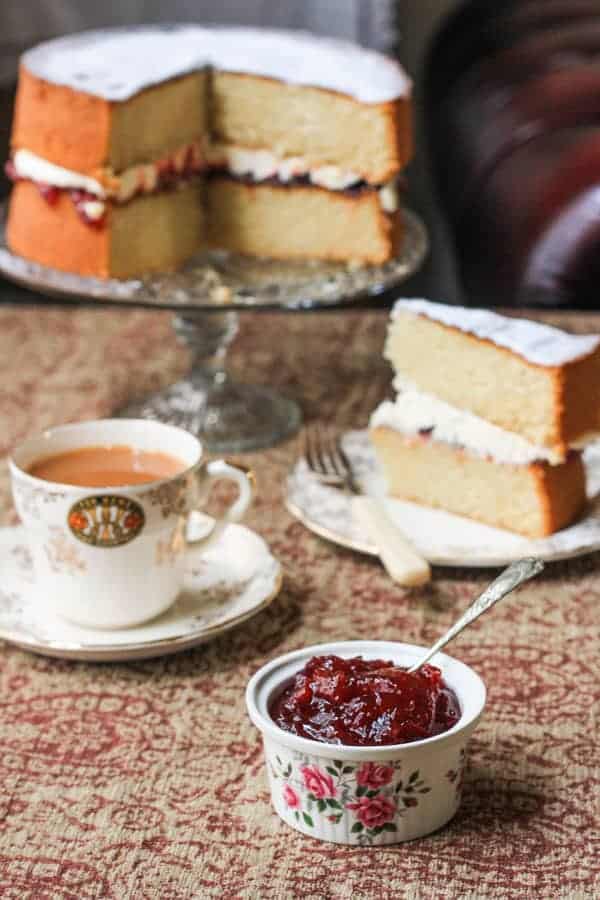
[370,300,600,538]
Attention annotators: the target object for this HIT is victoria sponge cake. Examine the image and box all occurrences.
[5,26,413,278]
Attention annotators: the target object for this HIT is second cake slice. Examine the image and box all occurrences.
[386,299,600,455]
[370,300,598,538]
[370,388,586,538]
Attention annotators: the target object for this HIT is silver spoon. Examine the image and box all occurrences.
[406,558,545,673]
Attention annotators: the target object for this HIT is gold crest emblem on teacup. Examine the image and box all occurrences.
[68,495,145,547]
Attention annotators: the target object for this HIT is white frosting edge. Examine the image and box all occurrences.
[370,384,564,465]
[392,298,600,367]
[22,25,411,104]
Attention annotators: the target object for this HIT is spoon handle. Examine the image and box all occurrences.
[406,558,545,673]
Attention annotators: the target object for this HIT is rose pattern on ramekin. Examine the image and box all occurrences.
[269,753,432,845]
[446,746,466,800]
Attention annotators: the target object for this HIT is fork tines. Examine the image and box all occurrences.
[304,424,350,485]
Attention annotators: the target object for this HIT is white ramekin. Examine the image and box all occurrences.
[246,640,486,845]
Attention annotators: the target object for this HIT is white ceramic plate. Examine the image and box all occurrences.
[286,430,600,567]
[0,522,282,661]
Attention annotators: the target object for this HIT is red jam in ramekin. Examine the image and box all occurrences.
[269,655,461,746]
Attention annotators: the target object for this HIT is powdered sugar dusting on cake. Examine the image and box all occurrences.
[22,26,411,104]
[392,299,600,366]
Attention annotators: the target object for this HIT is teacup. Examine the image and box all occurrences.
[9,418,254,629]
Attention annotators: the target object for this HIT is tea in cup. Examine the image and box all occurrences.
[10,418,254,629]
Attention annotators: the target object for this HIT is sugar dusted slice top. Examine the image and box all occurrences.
[392,299,600,367]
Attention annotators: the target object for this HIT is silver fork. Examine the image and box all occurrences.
[304,424,361,493]
[304,425,431,586]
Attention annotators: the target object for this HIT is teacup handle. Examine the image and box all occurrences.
[187,459,254,550]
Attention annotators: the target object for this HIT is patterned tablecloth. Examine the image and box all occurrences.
[0,304,598,899]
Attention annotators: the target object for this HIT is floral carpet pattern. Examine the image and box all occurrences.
[0,305,598,898]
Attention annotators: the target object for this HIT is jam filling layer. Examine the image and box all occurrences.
[6,142,401,227]
[5,143,205,226]
[204,143,400,210]
[208,168,395,200]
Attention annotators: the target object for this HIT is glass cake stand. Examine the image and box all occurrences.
[0,205,427,452]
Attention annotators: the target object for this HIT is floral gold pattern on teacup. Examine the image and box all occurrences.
[142,478,189,519]
[44,526,87,575]
[68,495,145,547]
[155,519,186,566]
[12,481,66,521]
[11,544,34,576]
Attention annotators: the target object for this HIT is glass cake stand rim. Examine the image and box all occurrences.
[0,203,428,312]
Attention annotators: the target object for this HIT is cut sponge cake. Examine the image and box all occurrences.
[386,299,600,454]
[370,424,586,538]
[5,27,412,277]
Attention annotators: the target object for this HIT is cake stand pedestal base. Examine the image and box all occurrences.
[118,310,302,453]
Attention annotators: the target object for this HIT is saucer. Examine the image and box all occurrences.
[286,430,600,567]
[0,522,282,661]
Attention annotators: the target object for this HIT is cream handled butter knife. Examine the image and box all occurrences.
[350,494,431,586]
[304,426,431,586]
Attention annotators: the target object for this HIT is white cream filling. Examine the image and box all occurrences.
[206,144,310,183]
[378,180,399,213]
[12,143,206,219]
[310,166,362,191]
[13,144,400,213]
[209,143,358,189]
[206,143,399,209]
[80,200,106,221]
[13,149,105,196]
[370,383,564,465]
